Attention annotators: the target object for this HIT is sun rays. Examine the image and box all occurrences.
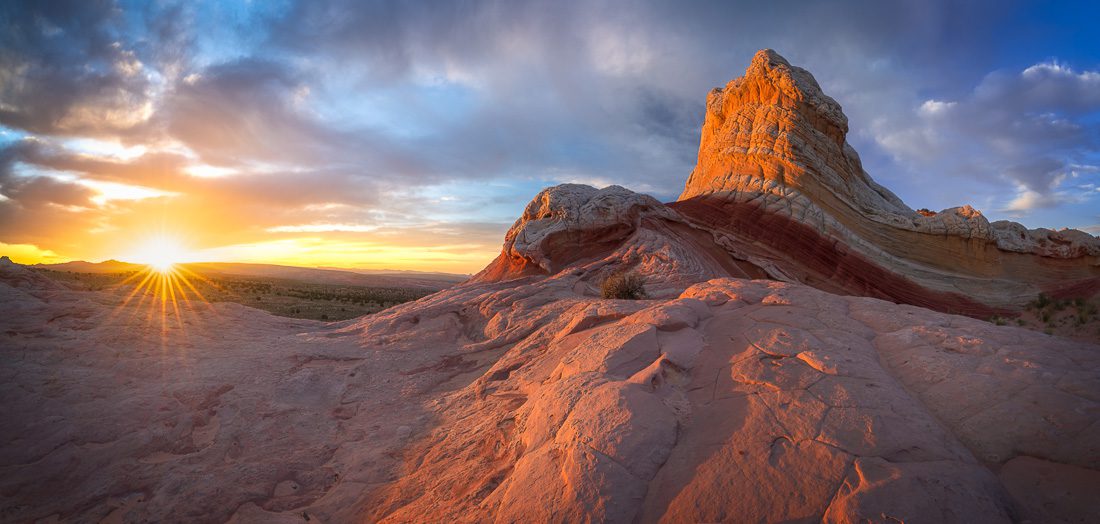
[101,233,213,335]
[108,262,216,340]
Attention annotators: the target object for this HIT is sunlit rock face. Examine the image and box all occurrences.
[678,48,1100,259]
[471,50,1099,316]
[680,49,912,219]
[672,49,1100,313]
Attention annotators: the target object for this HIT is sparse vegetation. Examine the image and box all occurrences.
[1076,301,1097,326]
[601,272,648,300]
[1031,293,1051,310]
[32,268,436,321]
[1003,291,1099,342]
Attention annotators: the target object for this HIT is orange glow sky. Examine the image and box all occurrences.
[2,2,1098,273]
[0,132,511,273]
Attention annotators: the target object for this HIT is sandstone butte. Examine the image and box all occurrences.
[2,50,1099,523]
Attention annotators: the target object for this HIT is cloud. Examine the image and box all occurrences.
[1003,157,1066,195]
[0,1,157,136]
[159,59,362,166]
[1002,61,1100,112]
[1005,187,1059,213]
[918,100,956,116]
[0,242,70,264]
[871,59,1100,216]
[0,141,96,209]
[266,223,380,233]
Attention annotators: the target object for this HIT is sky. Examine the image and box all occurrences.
[1,0,1098,273]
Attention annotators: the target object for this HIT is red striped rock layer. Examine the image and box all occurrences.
[471,184,767,297]
[676,49,1099,309]
[472,179,1095,319]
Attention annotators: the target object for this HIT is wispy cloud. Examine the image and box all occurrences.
[870,59,1100,217]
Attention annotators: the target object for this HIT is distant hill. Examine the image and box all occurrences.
[31,259,145,273]
[30,260,467,291]
[316,266,471,281]
[184,262,467,290]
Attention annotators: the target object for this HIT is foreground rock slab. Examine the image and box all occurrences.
[3,257,1097,522]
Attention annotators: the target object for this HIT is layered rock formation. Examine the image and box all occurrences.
[472,184,767,295]
[3,50,1100,523]
[469,51,1099,320]
[673,49,1100,314]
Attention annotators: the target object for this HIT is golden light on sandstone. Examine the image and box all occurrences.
[1,46,1098,524]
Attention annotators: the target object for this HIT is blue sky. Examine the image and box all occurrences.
[0,0,1097,271]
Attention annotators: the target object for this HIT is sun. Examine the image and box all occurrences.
[148,253,177,273]
[129,234,192,273]
[113,233,214,335]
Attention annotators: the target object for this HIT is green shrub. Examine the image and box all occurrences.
[601,272,648,300]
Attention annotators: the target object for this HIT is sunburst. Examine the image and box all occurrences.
[128,234,191,274]
[109,234,214,335]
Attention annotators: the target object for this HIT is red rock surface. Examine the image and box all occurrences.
[2,257,1097,522]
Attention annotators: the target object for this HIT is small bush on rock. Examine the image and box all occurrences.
[601,272,648,300]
